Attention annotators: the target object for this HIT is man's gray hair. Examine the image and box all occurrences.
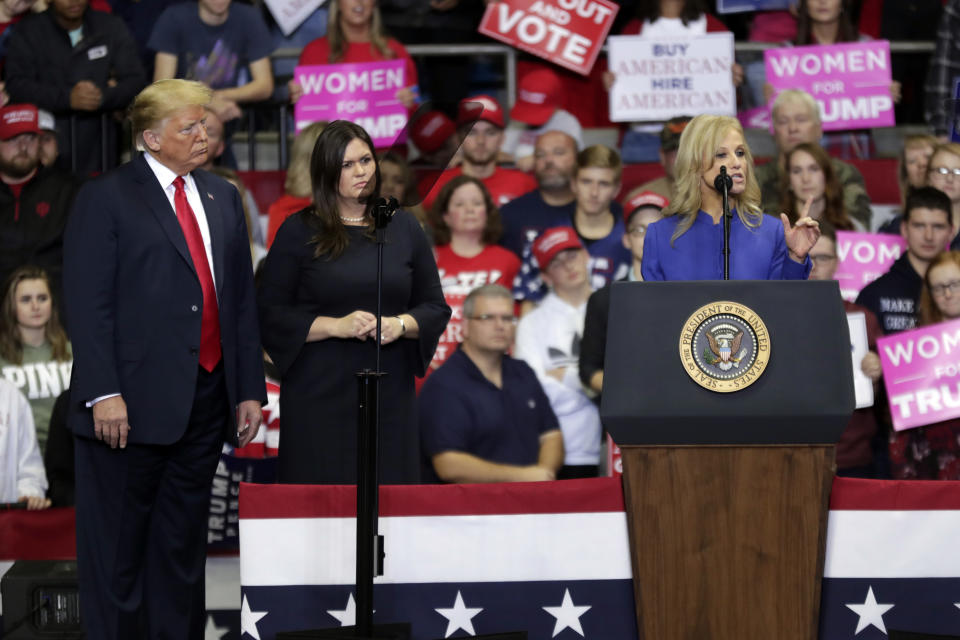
[463,284,514,318]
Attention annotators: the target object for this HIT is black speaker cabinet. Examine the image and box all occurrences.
[1,560,82,639]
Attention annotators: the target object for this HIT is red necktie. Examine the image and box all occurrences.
[173,176,222,372]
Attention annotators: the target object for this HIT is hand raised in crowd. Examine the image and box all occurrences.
[861,351,883,382]
[782,196,820,263]
[19,495,51,510]
[70,81,103,111]
[92,395,130,449]
[210,94,242,122]
[236,399,263,448]
[395,87,417,110]
[288,79,304,104]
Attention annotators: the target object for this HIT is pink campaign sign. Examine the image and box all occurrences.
[294,60,407,147]
[878,318,960,431]
[833,231,905,302]
[764,41,894,131]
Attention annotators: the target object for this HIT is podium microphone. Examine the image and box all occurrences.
[714,165,733,193]
[715,166,733,280]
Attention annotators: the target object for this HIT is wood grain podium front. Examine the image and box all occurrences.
[601,281,855,639]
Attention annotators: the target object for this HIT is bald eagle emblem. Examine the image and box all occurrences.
[704,325,746,371]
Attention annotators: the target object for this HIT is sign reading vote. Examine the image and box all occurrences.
[878,319,960,431]
[477,0,618,76]
[833,231,906,302]
[765,41,895,130]
[608,33,736,122]
[294,61,407,147]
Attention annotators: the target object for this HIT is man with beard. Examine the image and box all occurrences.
[420,95,536,212]
[0,104,80,300]
[502,131,623,310]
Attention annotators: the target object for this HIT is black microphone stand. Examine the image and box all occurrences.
[714,166,734,280]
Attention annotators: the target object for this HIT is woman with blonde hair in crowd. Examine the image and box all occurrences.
[878,134,938,235]
[287,0,417,109]
[266,121,326,247]
[779,142,859,231]
[891,249,960,479]
[0,265,71,455]
[641,114,819,280]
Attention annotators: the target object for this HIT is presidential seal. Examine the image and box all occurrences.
[678,301,770,393]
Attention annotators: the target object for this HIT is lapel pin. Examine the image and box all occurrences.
[207,192,214,200]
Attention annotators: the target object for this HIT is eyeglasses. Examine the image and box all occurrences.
[468,314,518,325]
[929,166,960,178]
[809,254,838,265]
[627,225,647,237]
[930,280,960,297]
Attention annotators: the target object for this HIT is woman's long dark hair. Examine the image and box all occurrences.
[795,0,858,45]
[0,266,70,365]
[634,0,708,26]
[778,142,854,230]
[429,175,503,246]
[307,120,381,259]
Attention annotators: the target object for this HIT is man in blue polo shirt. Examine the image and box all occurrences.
[419,284,564,483]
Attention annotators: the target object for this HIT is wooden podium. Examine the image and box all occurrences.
[601,281,854,639]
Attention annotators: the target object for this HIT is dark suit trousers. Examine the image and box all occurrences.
[74,365,227,640]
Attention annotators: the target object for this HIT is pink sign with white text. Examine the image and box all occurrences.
[879,319,960,431]
[833,231,906,302]
[294,60,407,147]
[765,41,895,130]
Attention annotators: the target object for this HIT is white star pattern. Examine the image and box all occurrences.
[328,593,370,626]
[240,594,269,640]
[204,615,229,640]
[435,590,483,638]
[543,589,592,637]
[845,586,894,635]
[955,602,960,611]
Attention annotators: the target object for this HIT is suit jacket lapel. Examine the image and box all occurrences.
[133,154,196,276]
[193,170,225,299]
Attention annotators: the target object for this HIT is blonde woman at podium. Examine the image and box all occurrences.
[641,114,820,281]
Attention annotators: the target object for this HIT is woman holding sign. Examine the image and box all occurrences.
[287,0,418,109]
[257,120,449,484]
[641,114,820,281]
[890,250,960,480]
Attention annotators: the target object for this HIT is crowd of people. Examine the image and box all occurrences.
[1,0,959,512]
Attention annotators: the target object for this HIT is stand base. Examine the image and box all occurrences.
[276,622,410,639]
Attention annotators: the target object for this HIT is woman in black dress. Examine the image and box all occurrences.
[258,120,450,483]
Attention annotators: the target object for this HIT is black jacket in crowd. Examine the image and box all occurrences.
[854,253,923,335]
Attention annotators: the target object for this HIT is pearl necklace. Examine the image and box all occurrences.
[340,215,366,223]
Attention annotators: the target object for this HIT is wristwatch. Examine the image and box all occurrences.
[397,316,406,335]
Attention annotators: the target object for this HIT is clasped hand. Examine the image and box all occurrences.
[338,310,404,345]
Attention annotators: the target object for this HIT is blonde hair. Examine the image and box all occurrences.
[663,115,763,244]
[899,133,938,207]
[771,89,821,128]
[327,0,393,63]
[576,144,622,183]
[285,122,326,198]
[129,79,213,150]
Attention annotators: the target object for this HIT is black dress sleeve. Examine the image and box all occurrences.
[257,214,318,376]
[400,212,451,377]
[43,389,74,507]
[580,284,610,390]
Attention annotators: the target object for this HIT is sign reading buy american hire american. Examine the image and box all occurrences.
[878,318,960,431]
[478,0,618,76]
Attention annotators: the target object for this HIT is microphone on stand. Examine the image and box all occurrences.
[715,166,733,280]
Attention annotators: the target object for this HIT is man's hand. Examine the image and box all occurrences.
[19,495,51,510]
[236,400,263,448]
[93,395,130,449]
[70,81,103,111]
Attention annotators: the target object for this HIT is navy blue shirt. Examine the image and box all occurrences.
[419,347,559,482]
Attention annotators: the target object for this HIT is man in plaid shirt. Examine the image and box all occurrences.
[925,0,960,138]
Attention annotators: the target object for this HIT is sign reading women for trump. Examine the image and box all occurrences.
[477,0,618,75]
[294,61,407,147]
[833,231,906,302]
[608,33,736,122]
[765,41,895,130]
[878,318,960,431]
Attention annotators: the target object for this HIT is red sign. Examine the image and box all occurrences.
[478,0,618,76]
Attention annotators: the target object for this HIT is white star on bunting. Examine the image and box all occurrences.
[204,614,229,640]
[435,590,483,637]
[845,586,894,635]
[240,594,269,640]
[543,588,592,637]
[328,593,374,626]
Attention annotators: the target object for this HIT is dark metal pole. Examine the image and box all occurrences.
[715,166,733,281]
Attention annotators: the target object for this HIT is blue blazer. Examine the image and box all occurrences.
[641,210,812,281]
[63,153,266,445]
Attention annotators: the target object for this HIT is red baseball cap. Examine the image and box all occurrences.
[510,68,561,127]
[457,94,505,129]
[0,104,40,141]
[623,190,669,225]
[410,111,455,154]
[533,226,584,269]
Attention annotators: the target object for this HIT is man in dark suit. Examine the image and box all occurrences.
[63,78,266,639]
